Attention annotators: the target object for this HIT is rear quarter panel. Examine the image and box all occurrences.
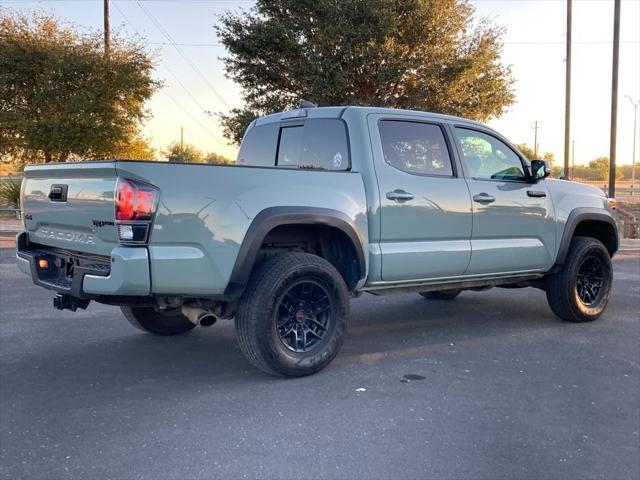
[115,162,368,295]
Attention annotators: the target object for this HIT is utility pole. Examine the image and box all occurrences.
[564,0,572,180]
[532,121,541,158]
[608,0,621,198]
[626,96,638,194]
[103,0,110,55]
[180,127,184,150]
[571,139,576,179]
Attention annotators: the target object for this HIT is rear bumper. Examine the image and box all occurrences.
[16,232,150,298]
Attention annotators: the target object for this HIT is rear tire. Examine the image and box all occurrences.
[121,306,196,335]
[235,252,349,377]
[545,236,613,322]
[419,289,462,300]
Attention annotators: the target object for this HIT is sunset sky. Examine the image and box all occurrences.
[1,0,639,165]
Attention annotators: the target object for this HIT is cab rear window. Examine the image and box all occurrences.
[237,119,350,170]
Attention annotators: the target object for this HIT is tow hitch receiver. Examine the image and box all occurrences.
[53,294,90,312]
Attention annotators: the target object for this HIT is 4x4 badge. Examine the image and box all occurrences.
[92,220,115,227]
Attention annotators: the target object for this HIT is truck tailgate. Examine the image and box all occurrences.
[22,162,120,256]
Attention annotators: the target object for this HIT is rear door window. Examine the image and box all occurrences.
[379,120,454,177]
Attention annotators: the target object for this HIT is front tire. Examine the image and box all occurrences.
[235,252,349,377]
[121,306,196,335]
[545,236,613,322]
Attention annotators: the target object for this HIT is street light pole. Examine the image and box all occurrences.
[626,96,638,195]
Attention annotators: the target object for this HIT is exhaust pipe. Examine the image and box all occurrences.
[181,305,217,327]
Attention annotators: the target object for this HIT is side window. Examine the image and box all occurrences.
[454,128,526,181]
[276,119,350,170]
[236,123,278,166]
[379,120,453,176]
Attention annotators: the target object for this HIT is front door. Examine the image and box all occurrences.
[369,115,473,282]
[451,126,556,275]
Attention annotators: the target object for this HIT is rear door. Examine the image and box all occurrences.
[368,114,473,282]
[21,162,120,256]
[451,126,556,274]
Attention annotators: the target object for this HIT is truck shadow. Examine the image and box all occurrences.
[1,246,634,402]
[4,288,563,389]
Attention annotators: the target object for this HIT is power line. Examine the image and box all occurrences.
[144,40,640,47]
[134,0,230,109]
[162,89,228,150]
[113,1,228,150]
[114,3,212,113]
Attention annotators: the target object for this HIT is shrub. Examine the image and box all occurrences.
[0,178,21,209]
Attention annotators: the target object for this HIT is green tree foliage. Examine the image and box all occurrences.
[164,142,203,163]
[515,143,554,162]
[203,151,234,164]
[217,0,514,143]
[0,12,160,162]
[110,133,156,160]
[589,157,610,181]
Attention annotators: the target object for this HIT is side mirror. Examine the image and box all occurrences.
[530,160,551,181]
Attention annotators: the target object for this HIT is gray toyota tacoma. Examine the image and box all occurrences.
[17,106,618,377]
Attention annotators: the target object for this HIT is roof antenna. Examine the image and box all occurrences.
[298,99,318,109]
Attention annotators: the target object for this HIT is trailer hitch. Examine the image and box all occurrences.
[53,294,90,312]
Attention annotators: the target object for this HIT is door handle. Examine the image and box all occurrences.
[386,189,414,201]
[473,193,495,204]
[48,184,68,202]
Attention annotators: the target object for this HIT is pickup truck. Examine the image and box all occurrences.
[16,105,618,377]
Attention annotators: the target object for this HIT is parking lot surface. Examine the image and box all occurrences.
[1,240,638,479]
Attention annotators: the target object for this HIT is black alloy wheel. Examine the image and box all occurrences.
[276,281,333,353]
[575,255,606,307]
[545,236,613,323]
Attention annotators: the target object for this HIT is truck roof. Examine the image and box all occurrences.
[254,105,487,129]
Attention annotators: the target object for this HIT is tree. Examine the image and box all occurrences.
[588,156,622,181]
[515,143,554,162]
[203,151,234,165]
[0,12,160,162]
[217,0,514,143]
[164,142,203,163]
[110,133,156,160]
[589,157,610,181]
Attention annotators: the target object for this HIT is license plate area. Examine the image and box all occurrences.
[17,233,111,296]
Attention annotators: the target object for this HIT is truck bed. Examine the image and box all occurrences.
[21,160,368,296]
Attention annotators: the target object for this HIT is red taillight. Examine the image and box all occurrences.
[115,178,157,221]
[116,179,135,220]
[136,189,155,220]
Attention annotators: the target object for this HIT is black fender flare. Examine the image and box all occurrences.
[553,207,618,269]
[224,207,366,299]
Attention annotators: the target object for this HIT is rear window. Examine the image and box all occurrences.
[236,123,278,167]
[237,118,350,170]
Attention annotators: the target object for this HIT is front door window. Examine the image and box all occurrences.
[455,128,526,181]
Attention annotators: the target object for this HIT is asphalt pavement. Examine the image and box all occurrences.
[1,239,638,480]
